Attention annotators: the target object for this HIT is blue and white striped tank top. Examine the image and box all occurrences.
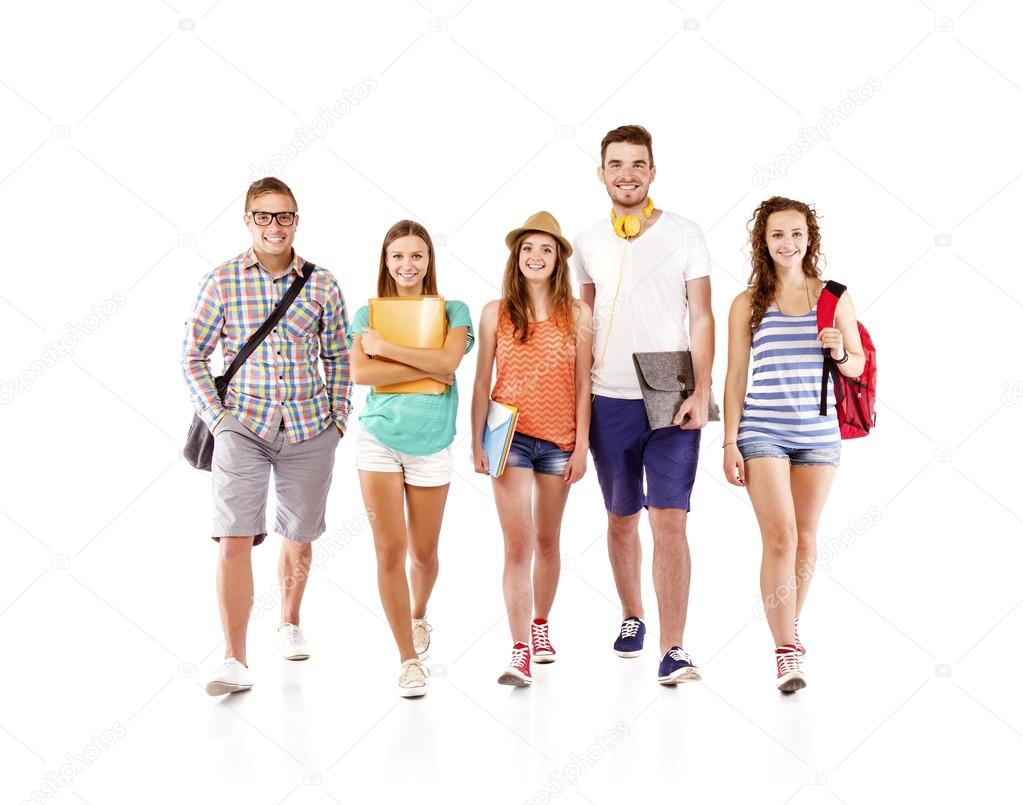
[738,304,840,450]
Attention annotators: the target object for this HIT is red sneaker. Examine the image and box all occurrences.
[530,619,556,664]
[776,646,806,693]
[497,642,532,686]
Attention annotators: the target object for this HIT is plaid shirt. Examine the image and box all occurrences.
[182,249,352,444]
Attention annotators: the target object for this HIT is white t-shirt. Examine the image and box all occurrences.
[572,211,711,399]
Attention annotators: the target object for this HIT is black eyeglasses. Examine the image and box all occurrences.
[247,211,297,226]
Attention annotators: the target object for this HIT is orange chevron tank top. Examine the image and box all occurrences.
[492,307,577,451]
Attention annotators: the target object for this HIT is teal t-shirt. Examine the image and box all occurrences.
[347,300,475,456]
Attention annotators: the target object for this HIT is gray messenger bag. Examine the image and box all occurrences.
[183,263,315,470]
[632,351,720,429]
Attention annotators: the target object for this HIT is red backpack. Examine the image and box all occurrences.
[816,280,876,439]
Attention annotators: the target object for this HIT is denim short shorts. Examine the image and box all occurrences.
[738,440,841,467]
[504,431,572,476]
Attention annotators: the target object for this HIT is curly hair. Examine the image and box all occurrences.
[502,231,575,343]
[746,197,823,331]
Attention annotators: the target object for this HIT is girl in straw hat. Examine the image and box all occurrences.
[471,211,593,687]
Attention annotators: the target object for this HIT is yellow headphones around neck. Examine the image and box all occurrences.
[610,197,655,239]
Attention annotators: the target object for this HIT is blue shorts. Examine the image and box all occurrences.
[589,395,700,516]
[504,431,572,476]
[738,441,841,467]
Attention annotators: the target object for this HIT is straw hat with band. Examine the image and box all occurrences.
[504,211,573,258]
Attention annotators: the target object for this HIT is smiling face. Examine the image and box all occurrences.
[385,234,431,295]
[518,232,558,284]
[245,192,298,260]
[599,141,655,210]
[764,209,809,271]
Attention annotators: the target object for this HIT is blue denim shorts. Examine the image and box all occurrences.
[504,431,572,476]
[738,440,841,467]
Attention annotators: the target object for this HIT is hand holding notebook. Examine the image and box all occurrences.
[483,400,519,478]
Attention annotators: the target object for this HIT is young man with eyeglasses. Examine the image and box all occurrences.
[182,177,352,695]
[573,126,714,685]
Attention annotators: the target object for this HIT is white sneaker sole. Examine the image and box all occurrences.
[205,680,252,696]
[281,651,310,661]
[614,649,642,658]
[658,667,702,685]
[399,684,428,698]
[532,653,555,664]
[497,669,532,686]
[777,671,806,693]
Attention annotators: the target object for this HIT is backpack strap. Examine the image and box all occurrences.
[816,280,846,331]
[817,280,847,416]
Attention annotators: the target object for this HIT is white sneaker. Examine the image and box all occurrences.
[205,658,253,696]
[412,617,432,660]
[398,659,429,698]
[277,623,310,660]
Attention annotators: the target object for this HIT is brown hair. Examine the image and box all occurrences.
[245,177,297,211]
[377,220,438,297]
[600,125,654,167]
[502,231,575,343]
[746,197,823,331]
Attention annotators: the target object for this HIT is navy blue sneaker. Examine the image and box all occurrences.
[613,617,646,657]
[658,646,701,685]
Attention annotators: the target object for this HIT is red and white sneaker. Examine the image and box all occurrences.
[530,619,556,664]
[497,642,532,686]
[793,618,805,657]
[776,646,806,693]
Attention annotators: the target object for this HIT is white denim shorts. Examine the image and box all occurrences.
[356,429,452,487]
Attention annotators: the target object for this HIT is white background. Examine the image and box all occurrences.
[2,1,1021,803]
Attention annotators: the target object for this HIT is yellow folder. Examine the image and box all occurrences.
[368,295,448,394]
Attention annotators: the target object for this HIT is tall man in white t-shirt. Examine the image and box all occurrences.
[573,125,714,685]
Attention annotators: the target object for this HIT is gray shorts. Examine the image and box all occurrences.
[211,413,341,546]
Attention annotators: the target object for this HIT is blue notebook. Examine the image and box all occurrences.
[483,400,519,478]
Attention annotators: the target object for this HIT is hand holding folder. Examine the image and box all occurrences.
[483,400,519,478]
[368,295,448,394]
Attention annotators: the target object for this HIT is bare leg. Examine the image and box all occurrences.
[406,483,450,620]
[279,538,312,626]
[531,473,571,620]
[492,468,535,643]
[790,465,838,618]
[745,458,799,647]
[607,512,644,620]
[359,470,417,662]
[649,507,690,654]
[217,536,255,664]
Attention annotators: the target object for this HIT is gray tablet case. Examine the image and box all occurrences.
[632,351,720,429]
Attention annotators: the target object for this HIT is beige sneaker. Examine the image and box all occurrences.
[398,658,429,698]
[277,623,310,661]
[412,617,432,660]
[205,658,253,696]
